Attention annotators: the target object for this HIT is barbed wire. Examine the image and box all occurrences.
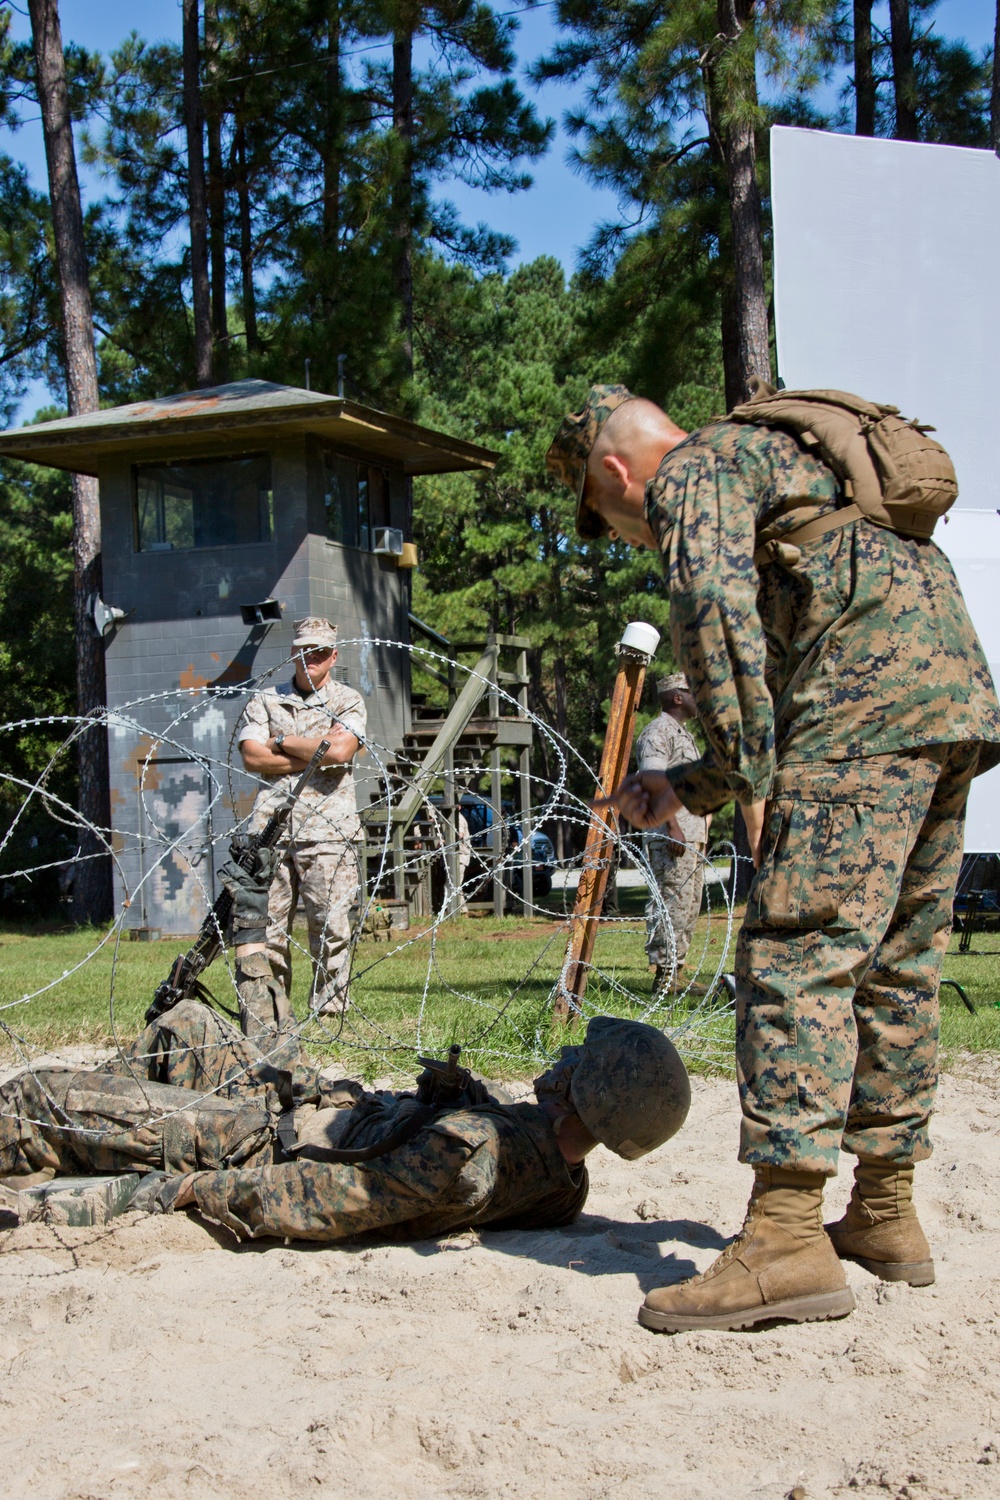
[0,636,745,1148]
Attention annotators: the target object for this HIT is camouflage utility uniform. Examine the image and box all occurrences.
[0,1004,587,1242]
[238,677,366,1011]
[646,420,1000,1174]
[635,713,708,970]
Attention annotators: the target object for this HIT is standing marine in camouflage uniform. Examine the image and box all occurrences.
[636,673,710,990]
[547,385,1000,1333]
[0,1005,690,1245]
[239,617,366,1016]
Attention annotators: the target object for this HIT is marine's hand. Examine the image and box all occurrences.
[173,1174,198,1209]
[592,771,685,835]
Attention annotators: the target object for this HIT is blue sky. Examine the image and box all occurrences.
[1,0,994,416]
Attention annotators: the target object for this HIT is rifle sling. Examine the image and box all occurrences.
[277,1103,439,1165]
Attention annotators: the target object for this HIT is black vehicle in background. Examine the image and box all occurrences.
[458,795,556,900]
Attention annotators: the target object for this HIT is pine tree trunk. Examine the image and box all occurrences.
[183,0,213,385]
[715,0,771,401]
[28,0,111,925]
[889,0,918,140]
[204,1,228,381]
[323,2,342,303]
[720,280,743,412]
[392,25,414,382]
[854,0,876,136]
[234,117,258,355]
[992,0,1000,155]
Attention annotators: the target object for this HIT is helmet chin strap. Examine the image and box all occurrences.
[532,1045,584,1122]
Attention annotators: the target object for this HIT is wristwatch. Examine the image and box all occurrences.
[274,732,286,751]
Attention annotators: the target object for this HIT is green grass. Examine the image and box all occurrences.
[1,907,995,1081]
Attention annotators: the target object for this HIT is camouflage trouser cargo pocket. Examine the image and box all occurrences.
[0,1067,277,1179]
[747,795,873,932]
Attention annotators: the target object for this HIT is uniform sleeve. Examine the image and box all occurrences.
[189,1128,475,1242]
[645,445,775,814]
[635,724,668,774]
[328,688,366,742]
[635,718,681,774]
[236,691,271,747]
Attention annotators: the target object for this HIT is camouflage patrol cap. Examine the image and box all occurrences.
[293,616,338,649]
[570,1015,690,1159]
[545,385,636,540]
[657,673,690,697]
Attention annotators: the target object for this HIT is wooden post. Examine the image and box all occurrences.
[517,643,533,915]
[554,624,660,1022]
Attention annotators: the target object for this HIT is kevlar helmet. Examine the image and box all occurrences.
[570,1016,691,1159]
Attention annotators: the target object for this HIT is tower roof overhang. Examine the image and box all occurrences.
[0,379,499,477]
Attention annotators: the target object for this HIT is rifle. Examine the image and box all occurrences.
[145,739,331,1024]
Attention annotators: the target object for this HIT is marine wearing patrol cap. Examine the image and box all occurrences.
[545,384,636,540]
[292,616,338,649]
[657,673,690,697]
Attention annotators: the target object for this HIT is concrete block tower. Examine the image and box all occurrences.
[0,380,495,932]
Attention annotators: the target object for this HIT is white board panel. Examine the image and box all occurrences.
[770,127,1000,851]
[771,127,1000,511]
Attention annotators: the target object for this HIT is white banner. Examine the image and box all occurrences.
[770,126,1000,851]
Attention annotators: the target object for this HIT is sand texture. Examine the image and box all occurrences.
[1,1061,998,1499]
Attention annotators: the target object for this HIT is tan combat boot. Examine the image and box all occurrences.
[639,1166,855,1333]
[826,1158,934,1286]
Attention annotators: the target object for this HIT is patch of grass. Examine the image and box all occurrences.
[939,943,1000,1058]
[1,914,995,1080]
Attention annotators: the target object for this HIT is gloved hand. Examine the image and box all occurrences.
[227,836,279,883]
[219,841,280,946]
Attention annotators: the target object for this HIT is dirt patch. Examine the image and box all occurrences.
[0,1073,997,1498]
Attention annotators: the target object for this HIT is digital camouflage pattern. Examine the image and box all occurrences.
[644,422,1000,816]
[236,949,295,1039]
[641,421,1000,1172]
[292,616,338,648]
[635,712,707,970]
[238,674,367,1010]
[643,833,705,970]
[191,1100,588,1243]
[0,1003,589,1243]
[736,743,979,1174]
[265,843,358,1010]
[237,675,367,842]
[541,1015,691,1159]
[635,713,706,843]
[0,1066,275,1178]
[545,384,635,537]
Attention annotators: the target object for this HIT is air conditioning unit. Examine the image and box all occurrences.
[373,527,404,557]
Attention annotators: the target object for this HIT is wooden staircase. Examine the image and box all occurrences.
[362,620,534,919]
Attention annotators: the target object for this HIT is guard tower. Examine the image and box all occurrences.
[0,380,497,933]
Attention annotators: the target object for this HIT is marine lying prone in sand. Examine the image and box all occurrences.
[0,1003,690,1244]
[0,859,691,1245]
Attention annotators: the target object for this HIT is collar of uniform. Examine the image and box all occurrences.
[275,677,331,706]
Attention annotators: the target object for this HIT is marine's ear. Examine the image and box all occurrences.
[601,453,630,490]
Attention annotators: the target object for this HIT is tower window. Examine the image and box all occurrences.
[134,454,273,552]
[324,450,390,550]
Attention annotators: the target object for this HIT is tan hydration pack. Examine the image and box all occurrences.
[728,380,959,568]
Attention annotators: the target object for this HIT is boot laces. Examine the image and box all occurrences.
[690,1198,763,1283]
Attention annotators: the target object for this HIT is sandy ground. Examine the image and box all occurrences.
[1,1058,998,1500]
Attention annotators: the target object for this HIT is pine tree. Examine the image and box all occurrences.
[27,0,111,923]
[533,0,832,405]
